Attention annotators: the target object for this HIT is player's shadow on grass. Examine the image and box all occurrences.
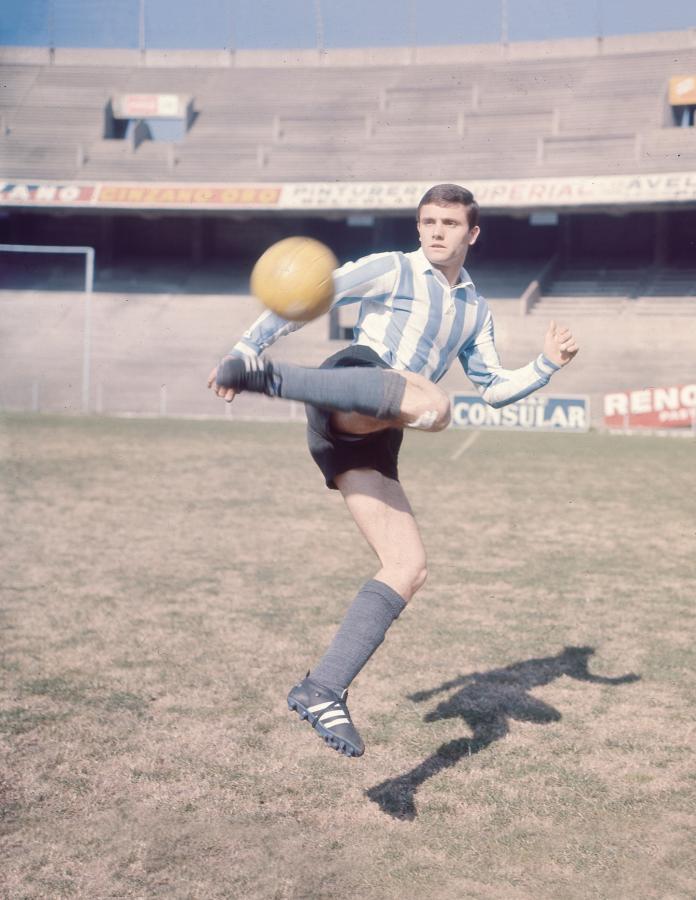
[366,646,639,821]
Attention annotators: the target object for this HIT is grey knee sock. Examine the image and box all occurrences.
[273,363,405,420]
[311,579,406,695]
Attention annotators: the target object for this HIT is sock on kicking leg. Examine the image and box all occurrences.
[217,357,406,420]
[310,579,406,696]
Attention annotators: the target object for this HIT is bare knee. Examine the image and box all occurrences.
[406,392,450,431]
[400,374,451,432]
[424,394,451,432]
[381,559,428,603]
[410,563,428,596]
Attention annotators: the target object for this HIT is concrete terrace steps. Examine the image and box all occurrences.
[642,268,696,296]
[632,297,696,314]
[547,265,649,292]
[0,67,41,108]
[530,296,630,315]
[2,42,696,183]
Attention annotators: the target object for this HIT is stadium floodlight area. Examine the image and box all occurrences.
[0,244,95,413]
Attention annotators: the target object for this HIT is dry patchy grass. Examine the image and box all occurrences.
[1,414,695,899]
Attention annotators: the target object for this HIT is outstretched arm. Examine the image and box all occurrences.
[209,252,399,402]
[459,309,579,408]
[208,309,305,402]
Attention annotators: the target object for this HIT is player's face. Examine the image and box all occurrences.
[417,202,480,272]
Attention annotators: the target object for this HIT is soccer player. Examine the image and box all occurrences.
[208,183,578,759]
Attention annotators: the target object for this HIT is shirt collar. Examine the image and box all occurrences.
[413,247,474,289]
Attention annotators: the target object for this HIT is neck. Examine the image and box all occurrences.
[433,261,463,287]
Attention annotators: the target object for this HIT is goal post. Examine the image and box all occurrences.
[0,244,95,413]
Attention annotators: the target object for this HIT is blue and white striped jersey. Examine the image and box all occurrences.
[230,247,560,408]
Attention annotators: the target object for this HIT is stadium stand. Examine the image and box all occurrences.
[2,37,696,181]
[1,30,695,422]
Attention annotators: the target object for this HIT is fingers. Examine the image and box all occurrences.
[544,321,579,366]
[551,324,575,347]
[207,364,236,401]
[556,326,579,361]
[214,383,235,401]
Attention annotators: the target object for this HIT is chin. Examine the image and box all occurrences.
[425,250,449,264]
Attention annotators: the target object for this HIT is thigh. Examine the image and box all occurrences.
[333,371,450,435]
[330,410,397,435]
[335,468,426,599]
[307,407,403,490]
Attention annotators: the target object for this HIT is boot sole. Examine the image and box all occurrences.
[287,696,364,758]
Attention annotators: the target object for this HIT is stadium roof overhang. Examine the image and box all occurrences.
[2,172,696,216]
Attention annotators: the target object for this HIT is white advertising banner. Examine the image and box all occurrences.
[2,172,696,211]
[451,393,590,432]
[282,173,696,210]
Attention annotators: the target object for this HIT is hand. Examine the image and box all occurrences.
[543,320,578,368]
[207,360,237,403]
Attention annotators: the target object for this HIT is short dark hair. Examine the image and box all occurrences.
[417,183,480,229]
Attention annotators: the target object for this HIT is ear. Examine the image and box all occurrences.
[468,225,480,246]
[416,219,423,243]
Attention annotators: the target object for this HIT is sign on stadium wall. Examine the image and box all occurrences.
[603,384,696,429]
[2,171,696,211]
[669,76,696,106]
[450,394,589,432]
[112,94,184,118]
[0,182,281,208]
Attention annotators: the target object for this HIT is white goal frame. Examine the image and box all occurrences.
[0,243,95,413]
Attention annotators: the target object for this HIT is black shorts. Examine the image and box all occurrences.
[305,345,404,490]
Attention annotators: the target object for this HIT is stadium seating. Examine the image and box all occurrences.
[1,34,695,422]
[3,39,696,182]
[528,263,696,316]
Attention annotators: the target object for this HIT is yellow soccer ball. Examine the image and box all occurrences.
[250,236,338,322]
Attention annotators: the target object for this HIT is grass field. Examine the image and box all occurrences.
[2,413,695,899]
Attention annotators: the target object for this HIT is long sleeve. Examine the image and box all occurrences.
[458,307,560,408]
[228,252,399,360]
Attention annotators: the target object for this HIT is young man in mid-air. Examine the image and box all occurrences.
[208,184,578,759]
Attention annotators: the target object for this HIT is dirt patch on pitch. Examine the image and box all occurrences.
[2,417,695,899]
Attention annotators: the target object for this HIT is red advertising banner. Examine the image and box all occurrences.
[0,183,97,204]
[0,182,282,208]
[604,384,696,429]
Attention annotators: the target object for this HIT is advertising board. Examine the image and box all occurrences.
[451,394,590,432]
[603,384,696,429]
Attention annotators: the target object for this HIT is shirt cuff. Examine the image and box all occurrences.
[535,353,561,377]
[227,339,261,360]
